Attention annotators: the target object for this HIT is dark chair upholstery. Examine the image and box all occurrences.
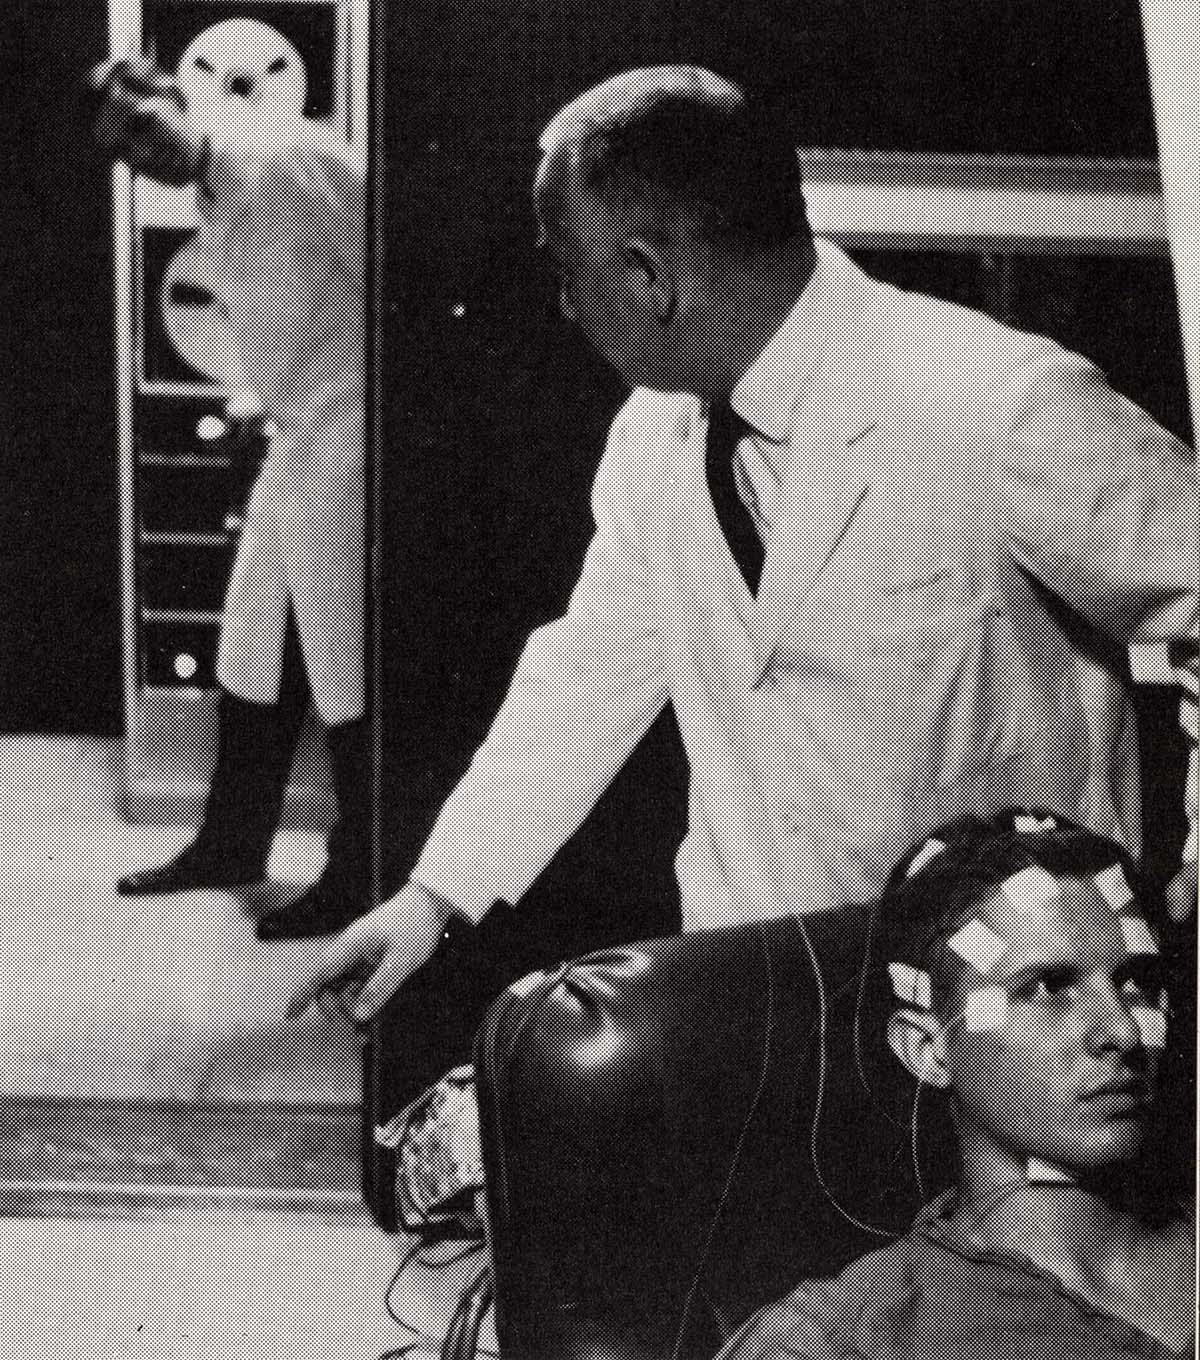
[474,910,953,1360]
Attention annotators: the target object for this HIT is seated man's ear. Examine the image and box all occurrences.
[887,1009,951,1090]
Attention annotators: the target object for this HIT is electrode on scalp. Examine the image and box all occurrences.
[1093,862,1135,912]
[962,985,1009,1032]
[1131,1005,1168,1049]
[946,918,1008,975]
[1013,814,1057,833]
[999,864,1061,910]
[1120,916,1159,957]
[888,962,932,1009]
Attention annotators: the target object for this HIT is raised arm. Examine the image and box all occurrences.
[88,55,365,433]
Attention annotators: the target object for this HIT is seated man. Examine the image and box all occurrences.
[721,810,1195,1359]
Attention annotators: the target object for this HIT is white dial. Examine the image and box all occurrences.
[176,18,308,118]
[160,239,241,386]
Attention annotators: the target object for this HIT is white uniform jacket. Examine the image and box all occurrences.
[413,241,1198,928]
[194,113,366,725]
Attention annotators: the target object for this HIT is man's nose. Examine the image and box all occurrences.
[1086,981,1143,1053]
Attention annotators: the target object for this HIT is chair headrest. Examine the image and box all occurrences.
[476,912,950,1360]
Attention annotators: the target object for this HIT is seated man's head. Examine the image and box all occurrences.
[533,66,811,393]
[875,811,1170,1192]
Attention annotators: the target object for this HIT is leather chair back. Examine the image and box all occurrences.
[474,911,954,1360]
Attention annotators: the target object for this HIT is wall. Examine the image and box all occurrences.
[2,3,122,732]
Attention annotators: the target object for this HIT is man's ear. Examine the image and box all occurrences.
[624,237,675,324]
[887,1008,951,1089]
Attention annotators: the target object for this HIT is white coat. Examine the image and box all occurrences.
[194,113,366,725]
[412,242,1198,928]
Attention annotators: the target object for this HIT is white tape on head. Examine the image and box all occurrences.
[1014,814,1057,834]
[999,864,1061,911]
[906,838,947,879]
[888,962,933,1010]
[1119,916,1159,957]
[1093,862,1135,912]
[1026,1157,1077,1185]
[1131,1005,1168,1050]
[962,985,1009,1032]
[946,918,1009,975]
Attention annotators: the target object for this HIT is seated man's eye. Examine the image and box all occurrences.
[1020,969,1076,1001]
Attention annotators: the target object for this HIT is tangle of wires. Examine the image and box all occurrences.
[378,1229,496,1360]
[376,1072,497,1360]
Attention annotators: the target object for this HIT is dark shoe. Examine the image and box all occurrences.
[117,845,265,896]
[254,873,372,940]
[256,715,371,940]
[117,677,309,897]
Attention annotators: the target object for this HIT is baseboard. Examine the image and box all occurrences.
[0,1094,364,1217]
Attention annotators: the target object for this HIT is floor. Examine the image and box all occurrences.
[0,733,355,1106]
[0,1206,412,1359]
[0,733,496,1358]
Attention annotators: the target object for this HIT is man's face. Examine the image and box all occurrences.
[533,151,669,388]
[941,874,1166,1176]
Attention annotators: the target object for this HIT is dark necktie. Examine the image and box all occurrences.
[705,399,764,594]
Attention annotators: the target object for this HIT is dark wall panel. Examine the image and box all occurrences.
[3,4,122,732]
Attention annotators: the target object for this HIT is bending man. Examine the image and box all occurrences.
[93,56,371,940]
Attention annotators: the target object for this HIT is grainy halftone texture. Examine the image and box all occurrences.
[717,1195,1192,1359]
[78,49,1197,1355]
[448,125,1196,1359]
[414,214,1196,937]
[203,112,367,728]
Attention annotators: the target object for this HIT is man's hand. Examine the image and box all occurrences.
[287,880,455,1025]
[88,54,205,186]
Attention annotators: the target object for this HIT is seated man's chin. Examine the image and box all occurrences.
[1078,1119,1150,1169]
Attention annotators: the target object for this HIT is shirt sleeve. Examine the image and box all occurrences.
[715,1294,849,1360]
[996,344,1199,871]
[411,400,671,920]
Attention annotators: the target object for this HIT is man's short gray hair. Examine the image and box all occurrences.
[538,65,808,255]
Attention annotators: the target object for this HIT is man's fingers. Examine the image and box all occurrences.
[115,54,186,104]
[351,949,414,1025]
[287,887,450,1024]
[286,924,384,1018]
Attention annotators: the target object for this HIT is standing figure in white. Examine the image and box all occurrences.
[92,36,371,941]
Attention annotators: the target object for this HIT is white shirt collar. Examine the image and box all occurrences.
[729,237,852,444]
